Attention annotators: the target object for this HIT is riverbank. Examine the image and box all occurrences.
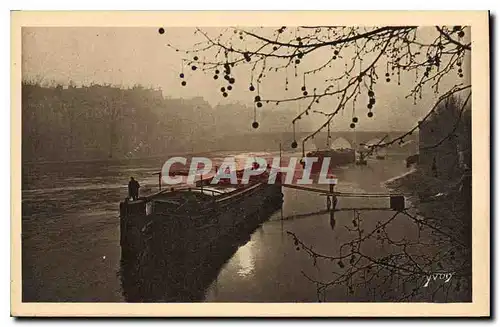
[385,168,472,302]
[385,167,470,232]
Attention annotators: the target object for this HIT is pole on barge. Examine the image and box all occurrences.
[279,142,282,165]
[152,171,162,191]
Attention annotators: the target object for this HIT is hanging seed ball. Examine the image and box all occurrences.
[158,27,165,34]
[229,78,235,84]
[350,123,356,129]
[193,56,199,61]
[224,75,230,81]
[227,85,232,91]
[458,31,465,38]
[352,117,358,123]
[213,75,218,80]
[301,86,306,91]
[273,46,278,51]
[303,91,308,96]
[295,247,300,251]
[179,73,184,78]
[369,98,376,105]
[334,50,339,55]
[221,87,226,92]
[222,92,228,97]
[181,81,186,86]
[215,69,220,74]
[252,121,259,129]
[297,52,304,59]
[368,90,375,97]
[367,103,373,109]
[249,85,255,91]
[386,78,391,82]
[255,95,261,102]
[458,68,463,73]
[459,74,464,78]
[367,111,374,118]
[257,102,263,108]
[291,141,298,149]
[457,62,462,67]
[333,56,337,60]
[295,59,301,64]
[191,65,197,71]
[385,73,390,77]
[424,72,429,77]
[357,76,362,82]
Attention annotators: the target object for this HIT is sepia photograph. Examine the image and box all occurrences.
[10,11,490,317]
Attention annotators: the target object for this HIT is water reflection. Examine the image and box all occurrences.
[329,210,336,230]
[235,241,255,278]
[204,157,412,302]
[120,203,282,302]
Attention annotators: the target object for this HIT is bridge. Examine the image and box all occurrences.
[208,131,419,154]
[287,131,419,153]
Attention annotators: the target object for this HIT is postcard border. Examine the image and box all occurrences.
[10,10,490,317]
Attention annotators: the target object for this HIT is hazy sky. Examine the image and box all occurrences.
[22,27,471,132]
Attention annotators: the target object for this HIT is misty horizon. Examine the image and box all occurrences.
[22,26,471,133]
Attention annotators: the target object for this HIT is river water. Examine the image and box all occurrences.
[22,150,415,302]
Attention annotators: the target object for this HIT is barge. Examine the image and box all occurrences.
[301,148,356,172]
[119,179,283,302]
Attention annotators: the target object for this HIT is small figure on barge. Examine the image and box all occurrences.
[128,177,140,201]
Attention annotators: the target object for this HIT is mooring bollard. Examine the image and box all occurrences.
[390,195,406,211]
[327,182,337,211]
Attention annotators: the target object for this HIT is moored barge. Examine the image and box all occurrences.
[119,180,283,301]
[301,148,356,172]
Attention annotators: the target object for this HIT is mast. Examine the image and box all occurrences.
[327,121,330,149]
